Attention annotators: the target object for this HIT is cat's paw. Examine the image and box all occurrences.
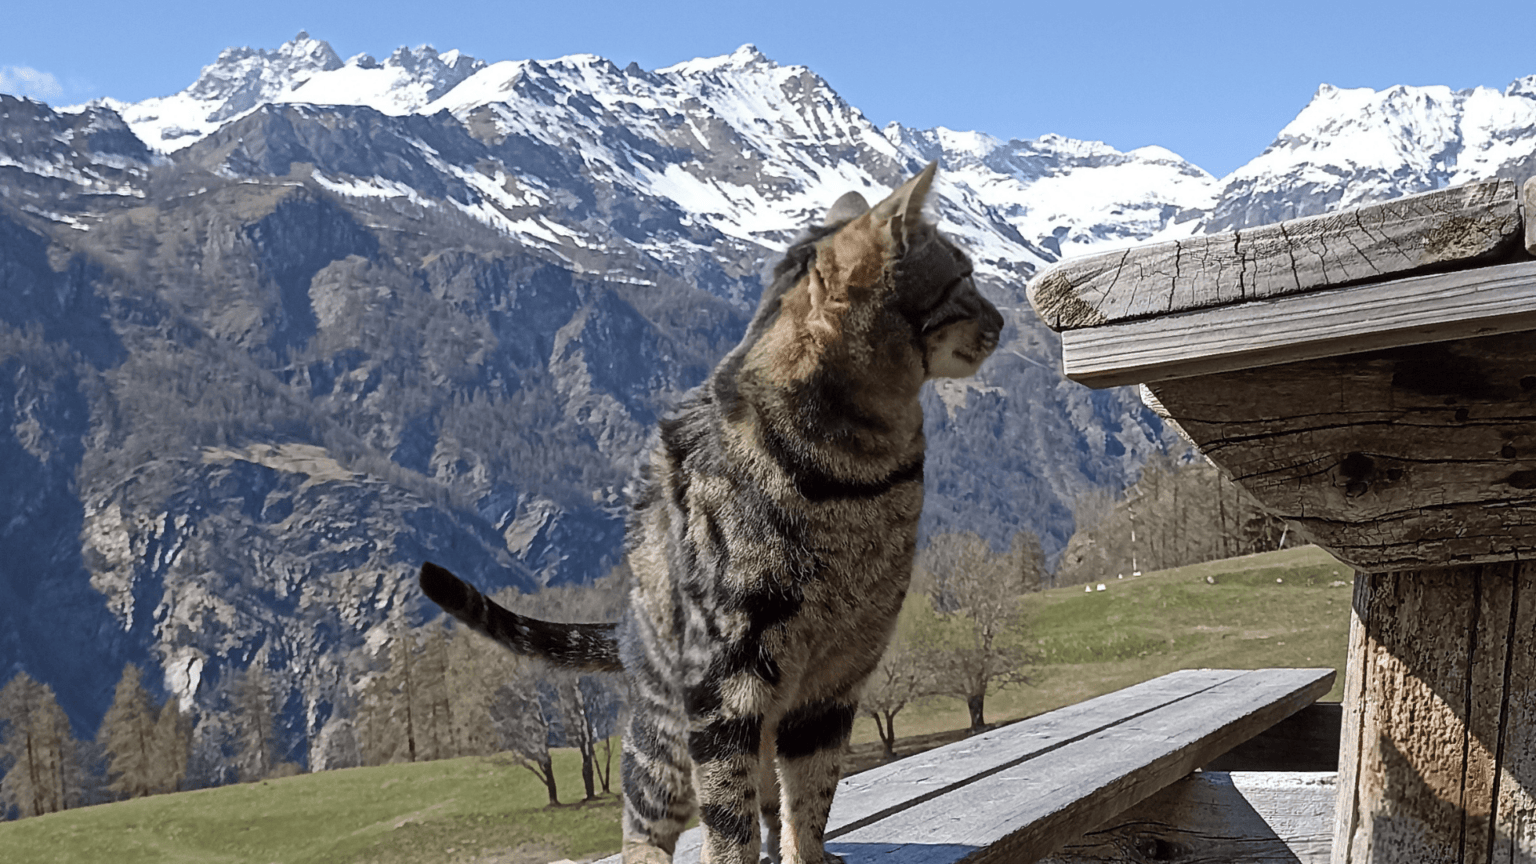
[621,840,674,864]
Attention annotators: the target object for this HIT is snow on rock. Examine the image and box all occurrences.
[71,34,1536,286]
[1207,79,1536,231]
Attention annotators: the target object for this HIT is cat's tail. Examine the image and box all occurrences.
[419,562,624,673]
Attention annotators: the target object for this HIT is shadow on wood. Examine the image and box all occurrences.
[1045,772,1336,864]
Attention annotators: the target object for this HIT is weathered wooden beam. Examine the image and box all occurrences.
[827,668,1251,835]
[1028,178,1522,332]
[1058,259,1536,388]
[591,669,1335,864]
[826,668,1333,863]
[1525,177,1536,256]
[1144,330,1536,572]
[1333,565,1536,863]
[1204,702,1342,773]
[1043,771,1337,864]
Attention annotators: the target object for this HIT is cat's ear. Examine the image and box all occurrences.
[824,191,870,225]
[869,161,937,254]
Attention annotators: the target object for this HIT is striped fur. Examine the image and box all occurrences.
[420,163,1003,864]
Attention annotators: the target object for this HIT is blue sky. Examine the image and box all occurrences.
[5,0,1536,177]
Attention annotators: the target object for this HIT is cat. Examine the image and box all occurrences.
[419,161,1004,864]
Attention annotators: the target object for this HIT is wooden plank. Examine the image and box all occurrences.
[1330,564,1536,864]
[825,668,1249,834]
[1057,259,1536,388]
[1492,567,1536,861]
[591,669,1333,864]
[1028,178,1521,332]
[1203,702,1342,772]
[825,668,1334,864]
[1043,771,1337,864]
[1525,177,1536,256]
[1331,572,1371,864]
[593,670,1253,864]
[1145,330,1536,572]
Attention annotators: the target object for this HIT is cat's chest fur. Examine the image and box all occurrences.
[625,403,923,701]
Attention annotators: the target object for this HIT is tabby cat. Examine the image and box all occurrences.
[419,162,1004,864]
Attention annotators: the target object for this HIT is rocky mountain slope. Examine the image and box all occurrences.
[3,32,1535,774]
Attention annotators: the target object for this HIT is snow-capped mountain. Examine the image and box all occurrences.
[83,37,1222,287]
[99,31,485,150]
[6,32,1536,776]
[1208,78,1536,231]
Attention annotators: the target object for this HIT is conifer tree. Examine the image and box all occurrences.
[410,620,454,761]
[0,672,77,817]
[96,663,158,799]
[389,610,419,764]
[149,700,191,794]
[231,663,277,782]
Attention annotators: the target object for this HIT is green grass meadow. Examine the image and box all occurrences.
[0,750,622,864]
[849,544,1353,748]
[1,546,1353,863]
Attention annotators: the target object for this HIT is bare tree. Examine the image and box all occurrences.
[554,673,597,800]
[411,620,454,761]
[518,569,626,800]
[487,662,560,806]
[355,608,422,766]
[1055,452,1289,586]
[582,675,624,795]
[859,595,938,761]
[917,532,1037,731]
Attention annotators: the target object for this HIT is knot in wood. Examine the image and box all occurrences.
[1339,451,1376,498]
[1131,832,1179,861]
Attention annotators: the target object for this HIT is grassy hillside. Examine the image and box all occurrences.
[849,544,1353,745]
[0,750,621,864]
[1,546,1352,863]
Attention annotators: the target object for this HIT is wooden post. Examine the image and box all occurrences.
[1028,179,1536,863]
[1335,564,1536,862]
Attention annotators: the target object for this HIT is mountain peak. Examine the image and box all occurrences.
[658,44,776,77]
[188,32,343,119]
[1507,74,1536,99]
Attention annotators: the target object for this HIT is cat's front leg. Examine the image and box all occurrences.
[689,708,766,864]
[773,697,857,864]
[758,721,784,864]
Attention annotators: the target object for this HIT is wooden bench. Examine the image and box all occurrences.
[596,667,1335,864]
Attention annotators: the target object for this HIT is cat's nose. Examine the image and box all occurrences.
[980,298,1004,342]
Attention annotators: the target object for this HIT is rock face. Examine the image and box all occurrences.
[3,33,1531,773]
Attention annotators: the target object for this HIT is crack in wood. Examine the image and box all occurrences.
[1029,179,1520,333]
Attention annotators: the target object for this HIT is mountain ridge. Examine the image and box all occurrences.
[4,32,1535,778]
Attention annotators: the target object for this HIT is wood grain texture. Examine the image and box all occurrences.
[1058,260,1536,388]
[826,668,1334,863]
[1492,568,1536,861]
[592,669,1335,864]
[1028,179,1521,332]
[1332,573,1373,864]
[826,668,1249,835]
[1043,771,1337,864]
[1204,702,1343,772]
[1331,564,1536,864]
[1145,330,1536,572]
[1524,177,1536,257]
